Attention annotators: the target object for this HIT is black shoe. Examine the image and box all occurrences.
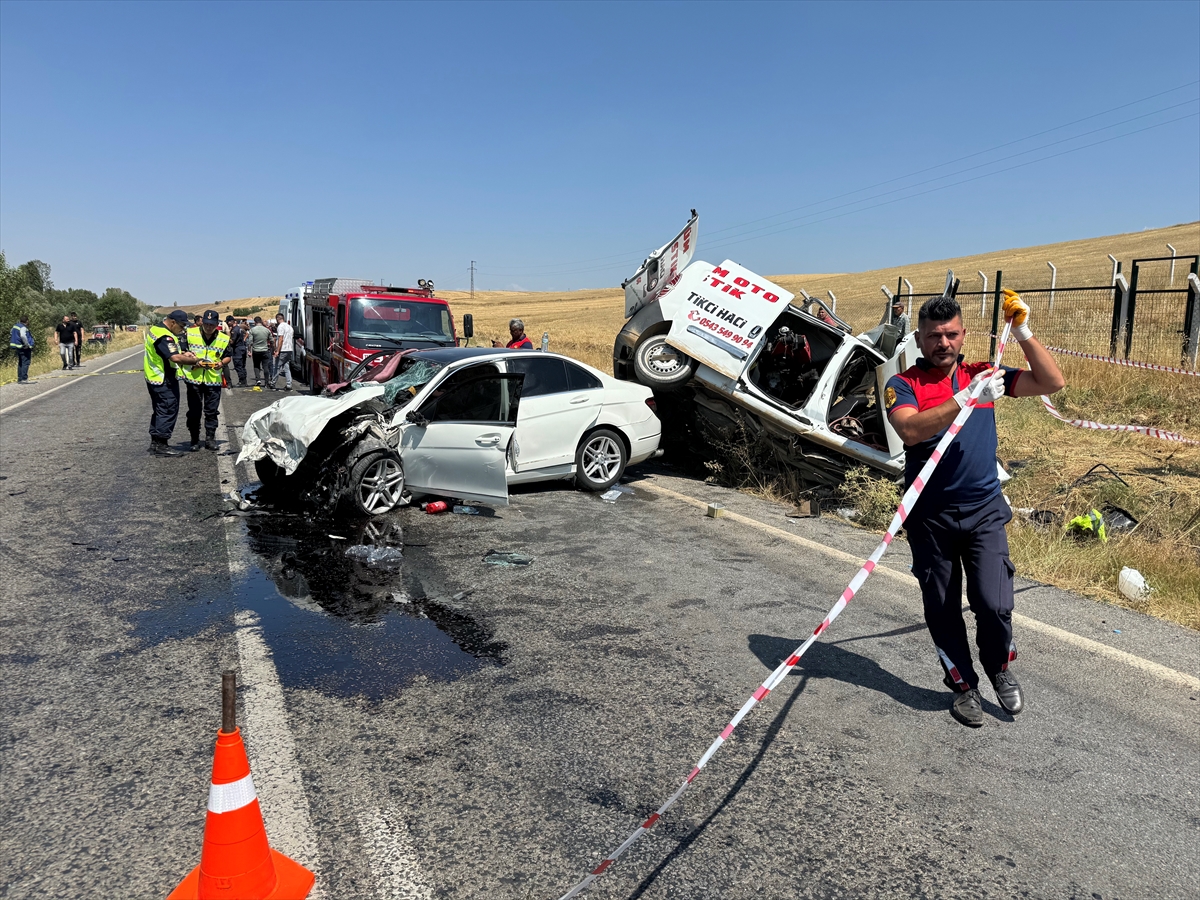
[149,442,182,457]
[990,671,1024,715]
[951,688,984,728]
[190,438,201,452]
[205,438,218,451]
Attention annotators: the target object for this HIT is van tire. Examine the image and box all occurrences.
[633,332,697,390]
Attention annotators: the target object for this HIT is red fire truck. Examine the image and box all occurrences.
[300,278,473,389]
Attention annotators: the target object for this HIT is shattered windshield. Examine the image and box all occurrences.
[350,298,453,344]
[379,358,444,405]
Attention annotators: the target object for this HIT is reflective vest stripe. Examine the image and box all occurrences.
[182,326,230,385]
[207,772,257,814]
[143,325,174,384]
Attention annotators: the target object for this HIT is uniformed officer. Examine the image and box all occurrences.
[145,310,198,457]
[181,309,232,451]
[885,289,1064,727]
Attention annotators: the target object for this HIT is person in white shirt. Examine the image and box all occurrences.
[271,313,295,391]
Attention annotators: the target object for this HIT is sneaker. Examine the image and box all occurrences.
[149,442,182,457]
[189,438,201,452]
[951,688,984,728]
[18,380,37,385]
[205,438,218,451]
[990,671,1024,715]
[284,385,292,391]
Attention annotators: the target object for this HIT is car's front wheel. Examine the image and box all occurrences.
[348,450,406,515]
[633,332,697,390]
[575,428,627,492]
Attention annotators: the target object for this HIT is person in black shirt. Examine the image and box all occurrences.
[225,315,248,386]
[69,313,84,367]
[54,316,75,370]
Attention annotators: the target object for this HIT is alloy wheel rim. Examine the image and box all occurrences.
[582,436,622,482]
[357,457,404,513]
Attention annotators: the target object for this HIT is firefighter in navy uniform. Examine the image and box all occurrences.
[885,289,1064,728]
[144,309,198,457]
[181,310,232,451]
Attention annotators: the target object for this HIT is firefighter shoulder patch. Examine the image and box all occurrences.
[885,386,897,409]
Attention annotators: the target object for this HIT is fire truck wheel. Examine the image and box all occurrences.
[633,333,696,390]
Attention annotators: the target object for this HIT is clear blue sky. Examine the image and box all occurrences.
[2,1,1197,306]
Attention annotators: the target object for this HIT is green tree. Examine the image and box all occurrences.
[0,252,52,360]
[94,287,140,326]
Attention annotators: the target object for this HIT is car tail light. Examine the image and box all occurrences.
[645,397,657,413]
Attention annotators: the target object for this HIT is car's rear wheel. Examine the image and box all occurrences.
[633,332,697,390]
[349,451,405,515]
[574,427,627,492]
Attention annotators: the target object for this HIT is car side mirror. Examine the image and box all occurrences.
[405,409,429,427]
[462,314,474,339]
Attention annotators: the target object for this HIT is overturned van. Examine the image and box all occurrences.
[613,212,918,488]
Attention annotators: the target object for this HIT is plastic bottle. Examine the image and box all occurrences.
[425,500,448,514]
[541,331,550,352]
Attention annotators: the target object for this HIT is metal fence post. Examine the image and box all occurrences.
[1047,261,1057,311]
[1124,261,1140,360]
[1109,273,1129,358]
[1183,272,1200,369]
[978,271,988,317]
[990,270,1003,363]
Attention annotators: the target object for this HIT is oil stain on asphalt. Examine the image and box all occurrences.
[133,513,505,700]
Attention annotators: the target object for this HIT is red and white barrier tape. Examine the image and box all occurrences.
[1039,395,1200,445]
[556,324,1016,899]
[1043,346,1200,378]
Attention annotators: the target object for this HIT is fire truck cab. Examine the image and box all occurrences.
[302,278,473,389]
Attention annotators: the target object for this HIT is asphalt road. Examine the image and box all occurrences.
[2,355,1198,900]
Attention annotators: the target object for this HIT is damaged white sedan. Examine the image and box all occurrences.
[237,347,662,515]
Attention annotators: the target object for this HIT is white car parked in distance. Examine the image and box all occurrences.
[237,347,662,515]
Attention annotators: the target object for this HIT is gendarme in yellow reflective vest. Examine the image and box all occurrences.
[181,326,230,386]
[143,325,178,385]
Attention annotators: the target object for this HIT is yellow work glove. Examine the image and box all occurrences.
[1001,289,1032,342]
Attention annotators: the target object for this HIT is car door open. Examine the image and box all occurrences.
[399,371,524,507]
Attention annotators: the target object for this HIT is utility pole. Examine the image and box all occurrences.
[470,261,476,299]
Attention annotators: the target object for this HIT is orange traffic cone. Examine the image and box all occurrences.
[169,674,314,900]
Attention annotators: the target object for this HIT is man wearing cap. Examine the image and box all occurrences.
[144,310,198,457]
[181,310,233,451]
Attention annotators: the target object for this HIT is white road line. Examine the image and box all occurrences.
[639,478,1200,692]
[355,807,435,900]
[0,345,145,414]
[215,418,325,893]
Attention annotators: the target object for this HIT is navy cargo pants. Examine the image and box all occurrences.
[906,490,1016,691]
[185,382,222,439]
[146,379,180,441]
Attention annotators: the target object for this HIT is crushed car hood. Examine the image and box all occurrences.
[237,385,389,475]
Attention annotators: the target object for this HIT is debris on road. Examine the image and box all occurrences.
[483,549,533,567]
[424,500,449,514]
[705,502,725,518]
[453,505,480,514]
[1118,567,1150,601]
[344,544,404,570]
[600,489,623,502]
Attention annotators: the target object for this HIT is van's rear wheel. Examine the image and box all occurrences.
[633,333,696,390]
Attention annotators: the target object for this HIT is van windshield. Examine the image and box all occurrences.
[349,298,452,345]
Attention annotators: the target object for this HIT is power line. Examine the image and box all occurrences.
[473,79,1200,275]
[703,111,1200,254]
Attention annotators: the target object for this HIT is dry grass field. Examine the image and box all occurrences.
[141,222,1198,626]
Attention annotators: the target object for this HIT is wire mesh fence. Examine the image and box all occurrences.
[837,274,1198,369]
